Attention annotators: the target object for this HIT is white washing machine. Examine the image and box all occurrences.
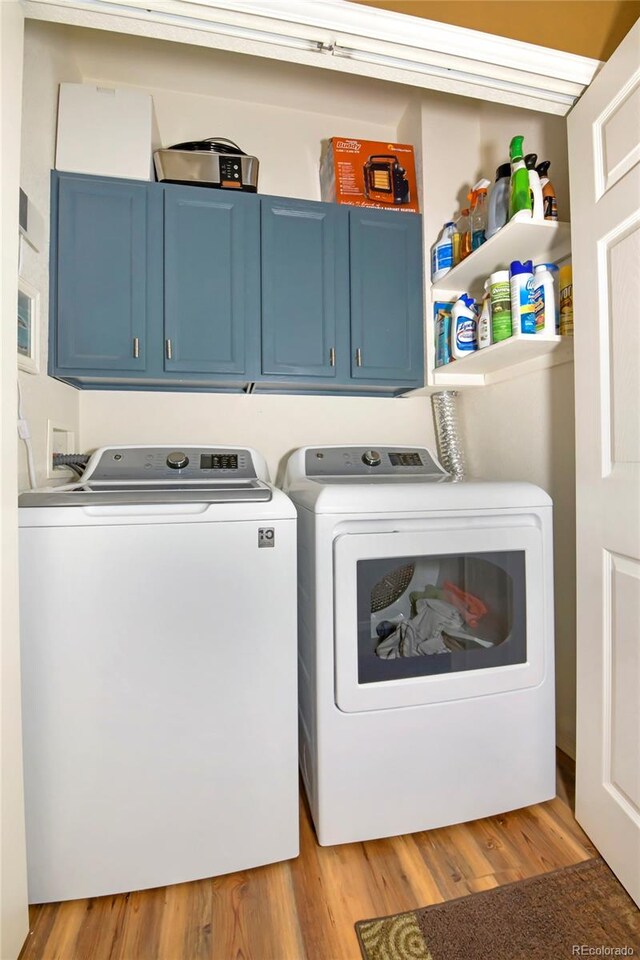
[19,445,298,903]
[283,445,556,846]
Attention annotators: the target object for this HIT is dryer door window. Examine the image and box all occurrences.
[360,549,526,683]
[333,520,549,713]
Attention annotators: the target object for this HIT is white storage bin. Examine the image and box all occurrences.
[55,83,156,181]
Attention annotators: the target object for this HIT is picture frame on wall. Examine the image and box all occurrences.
[17,278,39,375]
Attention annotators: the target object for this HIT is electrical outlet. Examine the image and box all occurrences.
[46,421,76,480]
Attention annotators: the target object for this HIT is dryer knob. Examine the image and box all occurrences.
[362,450,382,467]
[166,451,189,470]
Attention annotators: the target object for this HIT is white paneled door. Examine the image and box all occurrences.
[569,20,640,906]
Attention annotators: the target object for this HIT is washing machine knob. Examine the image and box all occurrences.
[362,450,382,467]
[166,451,189,470]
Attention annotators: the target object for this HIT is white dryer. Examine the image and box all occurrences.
[284,445,555,846]
[19,445,298,903]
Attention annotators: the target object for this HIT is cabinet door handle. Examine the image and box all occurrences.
[133,337,140,359]
[355,348,362,367]
[165,338,173,360]
[329,347,336,367]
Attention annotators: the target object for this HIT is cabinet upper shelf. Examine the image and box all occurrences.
[431,219,572,295]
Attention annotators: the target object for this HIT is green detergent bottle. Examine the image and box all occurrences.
[509,135,532,220]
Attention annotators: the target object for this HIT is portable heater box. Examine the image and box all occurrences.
[320,138,419,213]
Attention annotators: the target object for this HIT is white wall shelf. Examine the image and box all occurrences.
[432,219,572,297]
[427,218,572,386]
[431,333,573,387]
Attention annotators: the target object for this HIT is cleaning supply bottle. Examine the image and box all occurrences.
[559,264,573,335]
[451,215,462,266]
[509,135,532,221]
[477,279,492,349]
[536,160,558,221]
[451,294,477,359]
[533,263,558,336]
[510,260,536,335]
[434,302,452,366]
[431,222,455,282]
[487,163,510,239]
[470,179,491,249]
[489,270,512,342]
[459,207,472,261]
[525,153,544,221]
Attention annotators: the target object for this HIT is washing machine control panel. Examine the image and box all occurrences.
[86,447,259,481]
[305,446,446,478]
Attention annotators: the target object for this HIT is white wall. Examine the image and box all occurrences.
[132,87,395,202]
[18,21,81,490]
[474,105,575,756]
[416,92,576,756]
[421,95,570,257]
[80,393,437,485]
[0,4,29,957]
[461,361,577,756]
[478,102,570,221]
[70,23,413,202]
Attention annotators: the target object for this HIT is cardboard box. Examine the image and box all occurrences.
[56,83,156,181]
[320,137,419,213]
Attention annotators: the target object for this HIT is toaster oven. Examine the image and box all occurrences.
[154,138,259,192]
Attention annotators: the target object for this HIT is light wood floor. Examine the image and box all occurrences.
[20,753,596,960]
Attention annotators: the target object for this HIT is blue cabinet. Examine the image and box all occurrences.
[53,174,156,373]
[50,173,424,394]
[260,197,348,379]
[259,200,423,390]
[164,187,260,376]
[349,207,424,383]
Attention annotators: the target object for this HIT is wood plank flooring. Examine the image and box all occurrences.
[19,753,597,960]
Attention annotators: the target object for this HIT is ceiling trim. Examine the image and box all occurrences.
[21,0,602,115]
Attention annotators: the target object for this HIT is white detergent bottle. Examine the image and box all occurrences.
[510,260,536,335]
[533,263,558,336]
[451,294,477,359]
[431,222,455,282]
[477,280,492,349]
[525,153,544,221]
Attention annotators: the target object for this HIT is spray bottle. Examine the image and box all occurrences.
[487,163,511,239]
[458,207,472,261]
[509,135,532,221]
[470,178,491,249]
[536,160,558,221]
[525,153,544,221]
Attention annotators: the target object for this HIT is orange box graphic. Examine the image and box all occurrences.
[320,138,420,213]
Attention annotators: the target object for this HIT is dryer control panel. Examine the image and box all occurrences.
[304,446,447,479]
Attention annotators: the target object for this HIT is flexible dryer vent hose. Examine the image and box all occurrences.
[52,453,90,478]
[431,391,466,481]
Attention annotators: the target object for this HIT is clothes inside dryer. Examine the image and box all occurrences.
[358,551,527,683]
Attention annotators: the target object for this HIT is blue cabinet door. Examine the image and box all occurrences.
[349,208,424,383]
[54,174,149,372]
[163,187,260,376]
[261,197,348,378]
